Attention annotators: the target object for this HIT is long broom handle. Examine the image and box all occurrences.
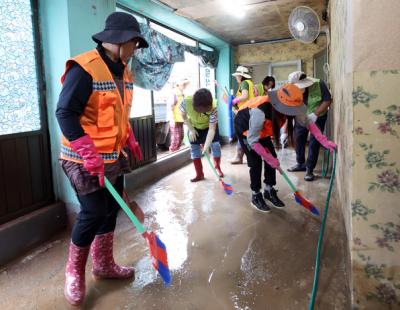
[277,167,298,193]
[204,153,221,180]
[227,93,234,140]
[261,146,298,193]
[104,177,145,234]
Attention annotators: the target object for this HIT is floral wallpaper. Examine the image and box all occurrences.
[331,0,400,308]
[352,70,400,309]
[235,37,327,77]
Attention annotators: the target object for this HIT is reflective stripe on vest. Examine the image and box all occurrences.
[240,96,286,139]
[60,49,133,163]
[185,96,217,130]
[240,96,273,138]
[236,80,255,109]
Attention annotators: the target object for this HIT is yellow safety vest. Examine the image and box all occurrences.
[235,80,255,109]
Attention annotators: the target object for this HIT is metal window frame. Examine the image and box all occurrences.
[268,59,302,87]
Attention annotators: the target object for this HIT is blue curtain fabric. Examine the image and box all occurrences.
[131,23,218,91]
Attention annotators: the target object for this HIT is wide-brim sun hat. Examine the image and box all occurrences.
[288,71,314,89]
[269,84,306,116]
[232,65,252,79]
[92,12,149,48]
[176,78,190,86]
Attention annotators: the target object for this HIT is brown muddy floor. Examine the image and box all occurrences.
[0,146,350,310]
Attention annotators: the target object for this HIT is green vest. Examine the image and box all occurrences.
[185,96,217,130]
[307,79,326,116]
[255,83,264,96]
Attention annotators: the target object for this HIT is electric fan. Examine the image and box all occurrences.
[288,6,321,43]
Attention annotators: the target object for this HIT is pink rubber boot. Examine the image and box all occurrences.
[213,157,224,177]
[64,242,90,306]
[90,232,135,279]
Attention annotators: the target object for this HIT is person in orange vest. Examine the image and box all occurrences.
[234,84,336,212]
[55,12,148,306]
[230,66,256,165]
[168,78,189,152]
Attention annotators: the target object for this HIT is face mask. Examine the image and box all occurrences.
[120,41,140,66]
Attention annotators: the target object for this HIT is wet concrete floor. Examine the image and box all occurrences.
[1,146,350,309]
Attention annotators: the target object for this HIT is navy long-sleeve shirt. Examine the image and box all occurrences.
[55,45,125,141]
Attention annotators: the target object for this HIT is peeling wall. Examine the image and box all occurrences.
[330,0,400,308]
[330,0,353,237]
[235,37,327,76]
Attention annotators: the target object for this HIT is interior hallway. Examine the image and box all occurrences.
[0,146,350,309]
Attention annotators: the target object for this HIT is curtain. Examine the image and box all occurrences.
[131,23,219,91]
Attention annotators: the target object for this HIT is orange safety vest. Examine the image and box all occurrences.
[60,49,133,164]
[240,96,286,139]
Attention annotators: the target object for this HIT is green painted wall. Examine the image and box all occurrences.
[39,0,116,209]
[39,0,75,207]
[39,0,233,210]
[68,0,115,56]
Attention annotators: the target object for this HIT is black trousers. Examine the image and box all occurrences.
[237,135,277,192]
[71,176,123,247]
[294,114,328,171]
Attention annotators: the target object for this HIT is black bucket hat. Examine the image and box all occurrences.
[92,12,149,48]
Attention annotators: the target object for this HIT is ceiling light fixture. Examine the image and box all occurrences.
[219,0,247,19]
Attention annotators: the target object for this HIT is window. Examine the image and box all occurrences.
[153,51,200,124]
[199,43,214,51]
[131,86,152,118]
[149,22,196,47]
[0,0,41,135]
[151,23,199,124]
[269,60,301,89]
[117,4,218,158]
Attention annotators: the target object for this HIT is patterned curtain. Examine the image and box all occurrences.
[185,46,219,68]
[131,23,219,91]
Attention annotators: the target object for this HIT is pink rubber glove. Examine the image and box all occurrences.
[127,127,143,161]
[307,123,337,152]
[232,97,240,106]
[70,135,104,187]
[252,142,280,169]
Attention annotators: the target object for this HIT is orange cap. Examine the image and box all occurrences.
[268,84,306,116]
